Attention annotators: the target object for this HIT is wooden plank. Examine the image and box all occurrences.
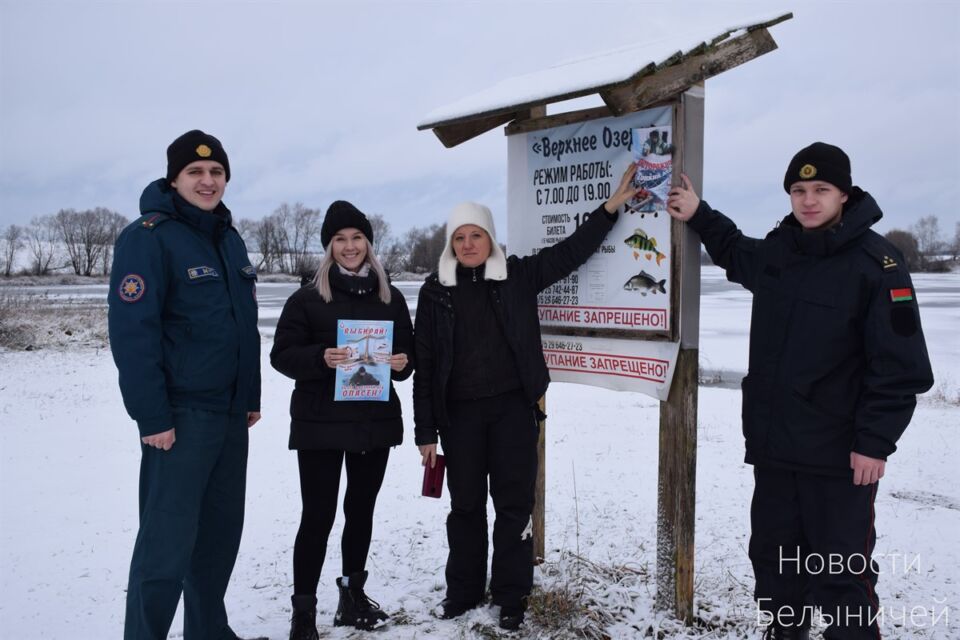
[655,348,698,621]
[505,105,612,136]
[431,112,519,148]
[679,88,704,351]
[655,88,704,623]
[600,28,777,116]
[420,85,618,136]
[520,105,547,120]
[533,395,546,564]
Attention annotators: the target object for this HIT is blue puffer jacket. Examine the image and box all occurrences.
[108,179,261,436]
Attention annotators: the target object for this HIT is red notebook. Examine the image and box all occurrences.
[422,454,446,498]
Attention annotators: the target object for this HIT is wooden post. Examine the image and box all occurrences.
[533,395,546,563]
[655,86,704,622]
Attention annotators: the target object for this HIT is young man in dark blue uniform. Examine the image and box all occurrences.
[109,130,265,640]
[667,143,933,640]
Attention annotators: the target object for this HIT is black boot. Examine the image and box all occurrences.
[499,600,527,631]
[289,594,319,640]
[437,598,479,620]
[334,570,389,630]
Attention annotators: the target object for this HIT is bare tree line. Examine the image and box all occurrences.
[235,204,450,277]
[0,202,453,278]
[21,205,957,279]
[1,208,129,276]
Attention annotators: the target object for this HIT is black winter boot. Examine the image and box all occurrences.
[499,604,525,630]
[334,570,390,630]
[289,594,319,640]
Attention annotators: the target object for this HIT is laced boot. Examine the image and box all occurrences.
[289,594,319,640]
[333,570,389,630]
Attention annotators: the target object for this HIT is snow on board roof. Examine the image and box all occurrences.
[418,11,792,145]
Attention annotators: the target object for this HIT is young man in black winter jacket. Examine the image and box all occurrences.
[667,142,933,640]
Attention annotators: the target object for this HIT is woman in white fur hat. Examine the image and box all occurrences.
[412,162,640,630]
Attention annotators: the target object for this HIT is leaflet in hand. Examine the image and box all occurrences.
[334,319,393,402]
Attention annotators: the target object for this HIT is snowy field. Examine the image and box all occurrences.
[0,266,957,639]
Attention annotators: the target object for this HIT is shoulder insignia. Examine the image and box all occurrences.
[860,234,901,273]
[118,274,146,302]
[241,265,257,277]
[139,213,170,230]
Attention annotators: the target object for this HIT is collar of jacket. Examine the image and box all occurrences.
[777,187,880,257]
[139,178,232,239]
[329,264,379,296]
[455,262,487,283]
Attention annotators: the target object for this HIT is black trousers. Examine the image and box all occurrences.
[292,447,390,595]
[440,390,538,608]
[750,467,881,639]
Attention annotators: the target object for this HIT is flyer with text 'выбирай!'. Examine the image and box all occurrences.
[334,319,393,401]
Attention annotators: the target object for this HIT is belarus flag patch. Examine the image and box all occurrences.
[889,288,913,303]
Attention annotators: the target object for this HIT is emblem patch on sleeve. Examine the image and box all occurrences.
[118,274,146,302]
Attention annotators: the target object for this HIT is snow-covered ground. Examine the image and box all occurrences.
[1,267,957,639]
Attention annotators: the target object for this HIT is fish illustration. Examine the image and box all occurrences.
[623,229,666,265]
[623,271,667,296]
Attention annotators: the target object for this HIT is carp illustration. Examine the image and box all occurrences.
[623,228,666,265]
[623,271,667,295]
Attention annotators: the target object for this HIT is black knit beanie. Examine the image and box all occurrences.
[321,200,374,248]
[166,130,231,183]
[783,142,851,194]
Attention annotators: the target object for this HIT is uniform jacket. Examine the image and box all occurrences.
[688,189,934,475]
[413,204,617,446]
[270,268,414,452]
[108,179,261,437]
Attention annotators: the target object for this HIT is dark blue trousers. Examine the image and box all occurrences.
[750,467,881,640]
[124,408,248,640]
[440,390,538,609]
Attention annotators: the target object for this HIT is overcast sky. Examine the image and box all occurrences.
[1,0,958,244]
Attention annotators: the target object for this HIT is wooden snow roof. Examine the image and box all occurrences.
[418,12,792,147]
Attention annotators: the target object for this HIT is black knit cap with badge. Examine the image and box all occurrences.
[321,200,374,248]
[166,130,231,183]
[783,142,851,194]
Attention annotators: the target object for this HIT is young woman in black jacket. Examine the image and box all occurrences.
[413,163,639,630]
[270,201,413,638]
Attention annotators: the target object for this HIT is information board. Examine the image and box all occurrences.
[507,106,681,399]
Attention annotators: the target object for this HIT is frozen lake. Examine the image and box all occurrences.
[6,266,957,384]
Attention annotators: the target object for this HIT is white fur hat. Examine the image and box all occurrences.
[438,202,508,286]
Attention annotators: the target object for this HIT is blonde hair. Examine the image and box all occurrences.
[313,237,392,305]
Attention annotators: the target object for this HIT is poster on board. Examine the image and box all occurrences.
[508,108,673,335]
[507,106,682,399]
